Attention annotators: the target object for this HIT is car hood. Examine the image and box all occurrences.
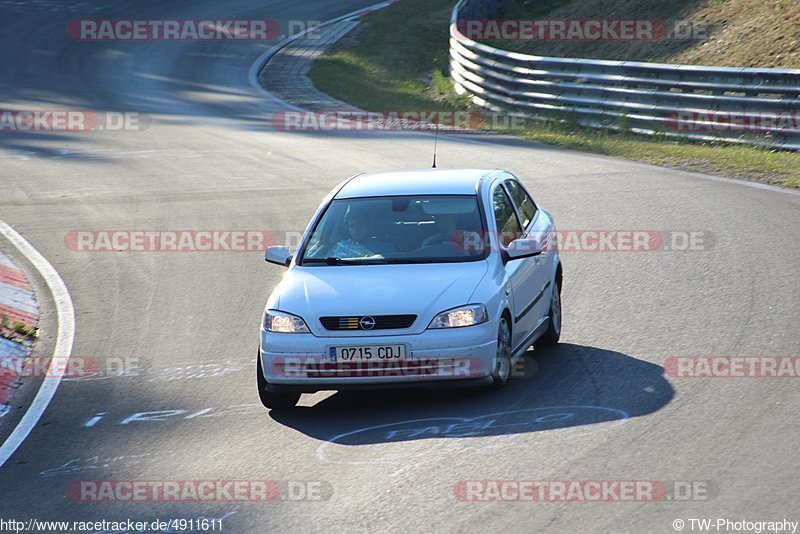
[271,261,490,336]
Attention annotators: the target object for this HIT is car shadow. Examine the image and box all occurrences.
[269,343,674,445]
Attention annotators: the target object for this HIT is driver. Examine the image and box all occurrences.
[421,213,460,248]
[331,203,396,258]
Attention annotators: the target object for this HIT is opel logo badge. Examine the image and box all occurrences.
[359,316,376,330]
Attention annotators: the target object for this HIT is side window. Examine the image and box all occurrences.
[504,179,538,228]
[492,186,523,247]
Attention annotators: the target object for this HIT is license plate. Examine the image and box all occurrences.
[329,344,406,362]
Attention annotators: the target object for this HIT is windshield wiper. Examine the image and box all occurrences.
[303,257,474,266]
[302,257,374,265]
[381,258,469,264]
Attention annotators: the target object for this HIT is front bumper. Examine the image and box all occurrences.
[259,319,497,391]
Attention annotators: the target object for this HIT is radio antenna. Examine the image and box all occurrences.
[432,121,438,168]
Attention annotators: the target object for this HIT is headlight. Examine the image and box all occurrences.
[428,304,488,329]
[263,310,310,333]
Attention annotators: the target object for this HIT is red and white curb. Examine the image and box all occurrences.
[0,220,74,467]
[0,250,40,416]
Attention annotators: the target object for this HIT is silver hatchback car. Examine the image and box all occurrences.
[258,169,562,408]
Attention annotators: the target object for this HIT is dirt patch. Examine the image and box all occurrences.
[495,0,800,68]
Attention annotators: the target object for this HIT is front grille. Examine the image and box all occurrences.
[319,315,417,331]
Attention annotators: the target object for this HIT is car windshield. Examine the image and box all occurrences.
[300,195,487,265]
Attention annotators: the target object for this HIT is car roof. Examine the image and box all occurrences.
[335,169,501,198]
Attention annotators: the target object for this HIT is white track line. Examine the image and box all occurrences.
[0,220,75,467]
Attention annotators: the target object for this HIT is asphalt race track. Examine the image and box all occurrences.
[1,0,799,532]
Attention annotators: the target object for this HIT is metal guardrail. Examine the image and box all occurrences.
[449,0,800,150]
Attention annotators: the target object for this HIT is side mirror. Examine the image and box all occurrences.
[503,238,543,263]
[265,246,292,267]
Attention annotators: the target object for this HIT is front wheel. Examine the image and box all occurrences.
[257,352,300,409]
[534,279,561,349]
[491,317,512,388]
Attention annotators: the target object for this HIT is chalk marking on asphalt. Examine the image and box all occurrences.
[0,220,75,467]
[316,406,629,476]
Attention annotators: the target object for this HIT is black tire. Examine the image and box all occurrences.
[257,352,300,409]
[534,279,561,349]
[490,317,512,388]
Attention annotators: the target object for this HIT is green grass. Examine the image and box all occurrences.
[308,0,800,187]
[309,0,456,111]
[0,314,38,342]
[12,322,38,338]
[517,121,800,186]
